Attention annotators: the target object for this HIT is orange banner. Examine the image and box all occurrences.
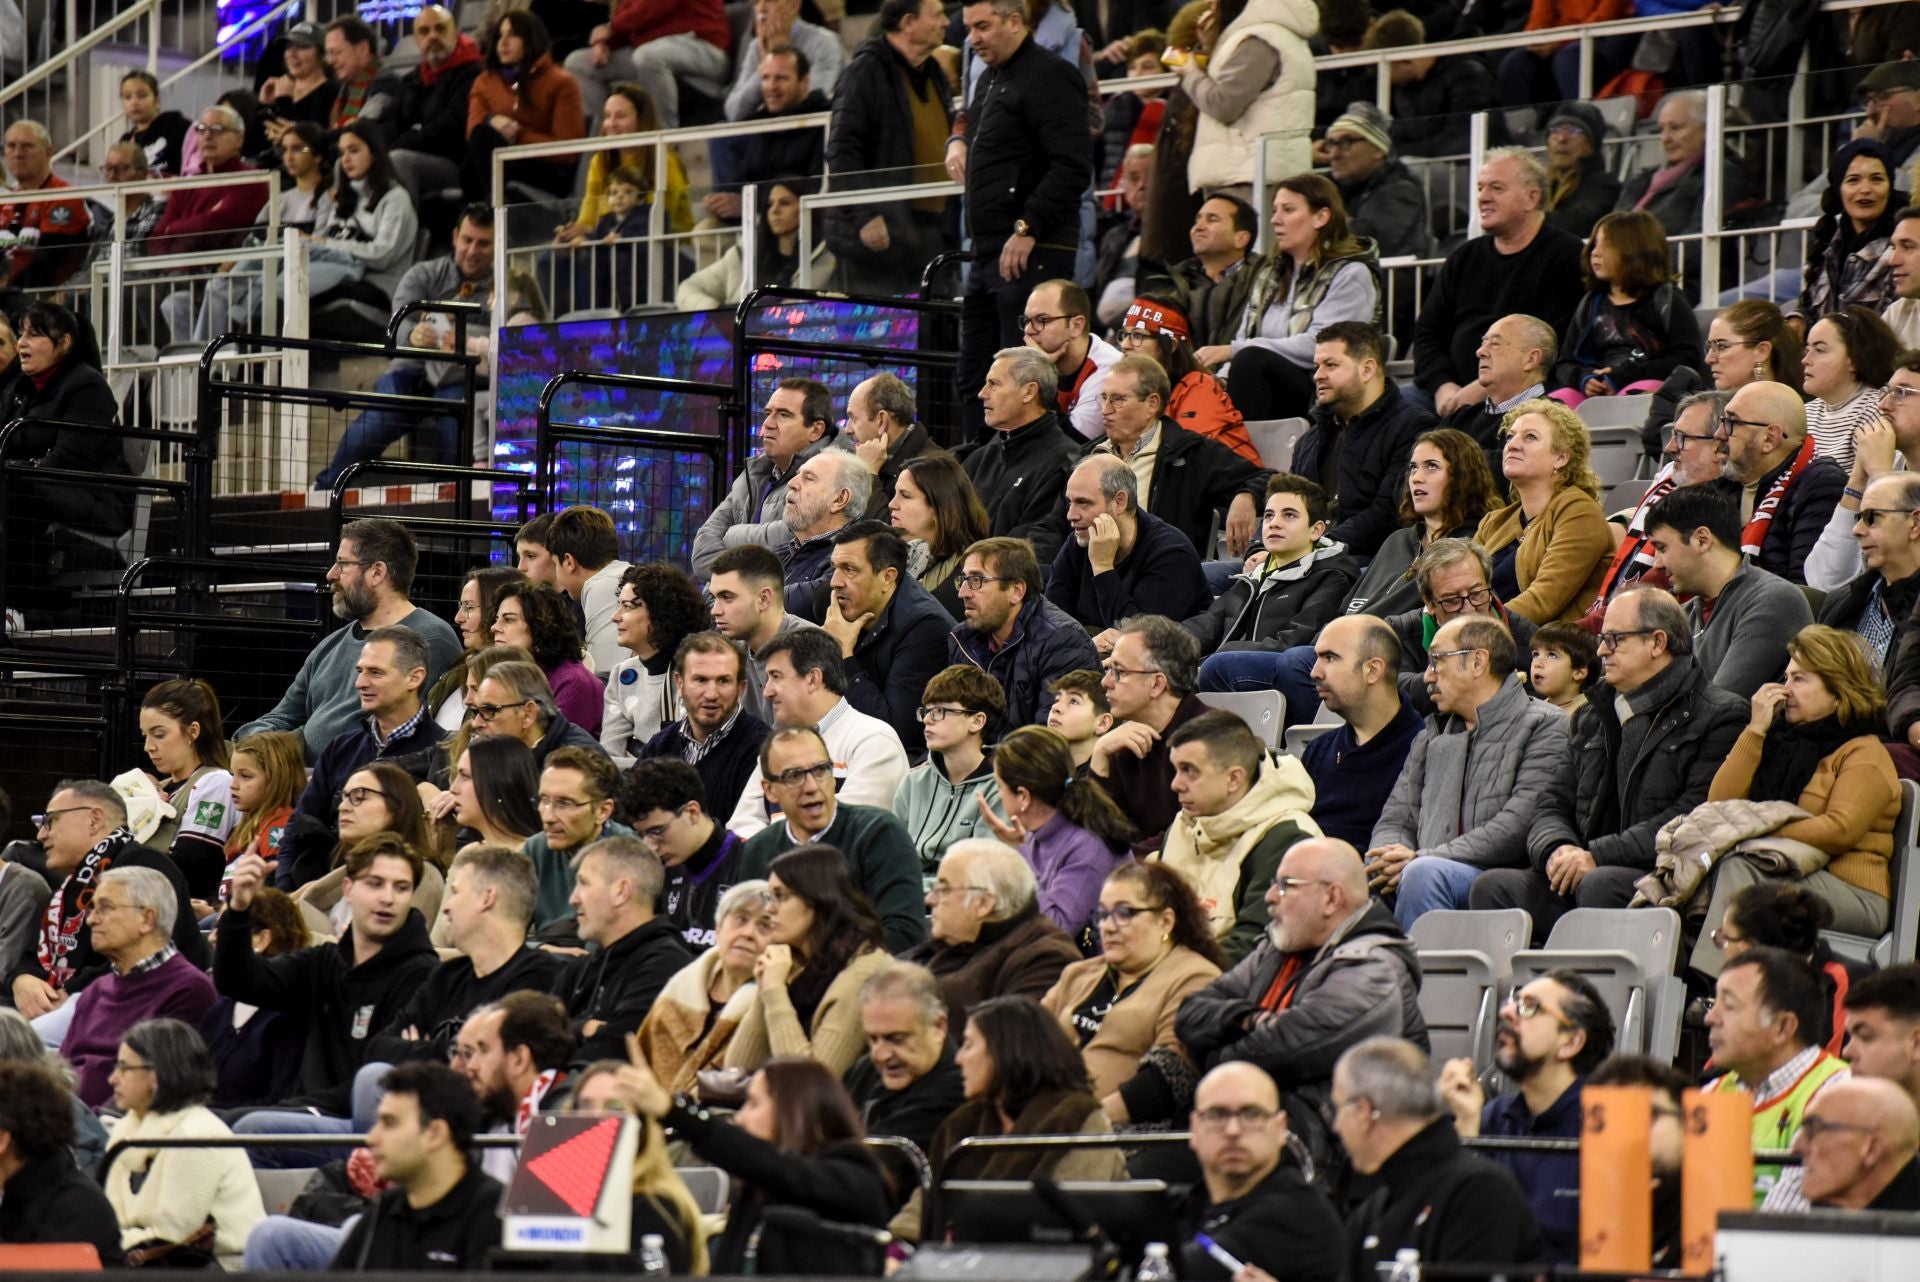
[1581,1085,1653,1272]
[1681,1087,1754,1276]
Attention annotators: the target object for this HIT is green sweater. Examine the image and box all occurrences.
[527,820,638,932]
[740,804,929,954]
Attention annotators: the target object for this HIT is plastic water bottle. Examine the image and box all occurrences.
[1375,1247,1421,1282]
[1136,1241,1176,1282]
[639,1233,670,1277]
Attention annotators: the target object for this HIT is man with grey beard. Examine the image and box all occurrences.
[235,518,462,760]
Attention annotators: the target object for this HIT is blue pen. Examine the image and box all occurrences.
[1194,1233,1246,1275]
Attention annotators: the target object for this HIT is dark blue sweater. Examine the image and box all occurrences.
[1300,699,1424,850]
[1046,507,1213,629]
[1481,1079,1585,1265]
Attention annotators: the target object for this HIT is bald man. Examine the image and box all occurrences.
[1176,838,1428,1169]
[1717,380,1846,585]
[1179,1062,1344,1282]
[1796,1076,1920,1210]
[1301,617,1424,850]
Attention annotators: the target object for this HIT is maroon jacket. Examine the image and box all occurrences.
[608,0,731,49]
[147,157,270,255]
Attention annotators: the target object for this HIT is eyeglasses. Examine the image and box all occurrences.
[1096,393,1145,408]
[767,760,833,788]
[1092,902,1163,925]
[1194,1105,1278,1129]
[1798,1114,1878,1141]
[1596,628,1659,651]
[1424,646,1480,668]
[637,805,689,843]
[1858,507,1920,527]
[110,1060,155,1074]
[1884,385,1920,405]
[192,122,236,135]
[1101,662,1163,681]
[1703,338,1757,356]
[1430,587,1493,612]
[330,557,366,571]
[951,572,1014,592]
[32,805,93,829]
[915,704,977,724]
[1666,423,1719,448]
[1322,135,1364,152]
[927,882,988,903]
[1270,876,1330,897]
[88,900,134,918]
[469,699,532,722]
[1017,313,1066,332]
[1710,925,1746,950]
[537,794,594,814]
[1507,993,1568,1025]
[336,786,391,810]
[1717,411,1773,435]
[1117,329,1157,347]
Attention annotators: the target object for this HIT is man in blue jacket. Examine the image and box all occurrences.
[819,521,954,758]
[948,535,1099,727]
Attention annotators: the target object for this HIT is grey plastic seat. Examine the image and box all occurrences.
[1825,779,1920,968]
[1577,395,1655,430]
[1510,906,1684,1062]
[1585,424,1646,488]
[1197,690,1285,753]
[1244,418,1309,471]
[676,1165,730,1215]
[1409,909,1533,1073]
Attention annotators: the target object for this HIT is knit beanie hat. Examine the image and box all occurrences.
[1327,101,1393,155]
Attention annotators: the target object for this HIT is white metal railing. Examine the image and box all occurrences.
[795,178,964,290]
[0,0,164,150]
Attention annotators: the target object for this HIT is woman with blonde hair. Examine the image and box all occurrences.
[557,1059,710,1275]
[634,880,775,1092]
[1475,399,1611,624]
[1691,624,1899,976]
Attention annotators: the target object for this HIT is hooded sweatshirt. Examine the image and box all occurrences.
[1157,755,1321,962]
[891,749,1003,872]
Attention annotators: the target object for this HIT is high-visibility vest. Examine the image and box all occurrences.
[1708,1051,1849,1204]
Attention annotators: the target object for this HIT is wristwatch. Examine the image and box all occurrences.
[1012,219,1032,239]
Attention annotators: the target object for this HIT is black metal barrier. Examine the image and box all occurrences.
[946,1130,1800,1165]
[535,371,739,533]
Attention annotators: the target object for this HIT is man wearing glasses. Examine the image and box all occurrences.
[737,726,927,953]
[1020,279,1121,441]
[1644,484,1812,698]
[1806,349,1920,590]
[1812,471,1920,679]
[1794,1077,1920,1211]
[946,536,1100,727]
[1174,1062,1344,1282]
[1471,586,1748,939]
[525,748,632,939]
[1091,614,1208,857]
[1715,380,1846,584]
[145,105,266,258]
[236,519,461,761]
[1176,837,1424,1171]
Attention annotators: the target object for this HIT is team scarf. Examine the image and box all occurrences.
[517,1069,562,1135]
[1594,465,1678,603]
[1741,434,1817,558]
[37,827,132,988]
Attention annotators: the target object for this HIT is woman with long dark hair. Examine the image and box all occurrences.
[1197,174,1379,421]
[1041,862,1224,1124]
[304,119,418,306]
[1800,304,1901,473]
[613,1053,891,1275]
[1346,428,1499,618]
[1705,299,1805,393]
[447,735,543,851]
[990,726,1132,935]
[1791,138,1899,326]
[493,580,602,734]
[925,995,1126,1234]
[891,452,991,618]
[138,678,234,900]
[117,70,190,177]
[723,844,889,1077]
[464,8,585,200]
[674,180,831,310]
[287,759,446,930]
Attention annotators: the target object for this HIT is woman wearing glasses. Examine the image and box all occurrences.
[1041,862,1224,1125]
[1800,304,1902,472]
[1687,624,1899,978]
[989,726,1134,936]
[1115,296,1258,463]
[428,569,529,730]
[1474,399,1611,625]
[1704,300,1804,393]
[724,844,890,1077]
[287,761,445,929]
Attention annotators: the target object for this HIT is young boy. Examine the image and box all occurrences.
[515,513,556,585]
[892,665,1006,872]
[1529,621,1597,716]
[1045,669,1113,773]
[1186,473,1359,656]
[568,166,651,311]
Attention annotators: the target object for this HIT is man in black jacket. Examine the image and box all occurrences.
[220,836,439,1156]
[951,0,1095,439]
[818,522,954,757]
[1471,587,1747,941]
[948,536,1101,727]
[963,347,1082,564]
[1051,456,1211,632]
[1718,380,1847,585]
[1325,102,1434,261]
[846,373,939,521]
[558,836,693,1063]
[0,1062,122,1264]
[1816,472,1920,682]
[1092,355,1268,559]
[844,961,966,1213]
[706,48,829,222]
[1296,321,1432,559]
[1364,12,1500,158]
[331,1063,503,1271]
[385,6,485,205]
[1336,1037,1548,1278]
[827,0,954,296]
[1179,1062,1345,1282]
[636,633,772,825]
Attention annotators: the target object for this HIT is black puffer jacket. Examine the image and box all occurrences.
[1,357,128,534]
[1527,654,1748,875]
[1339,157,1434,260]
[1294,380,1434,558]
[962,33,1095,249]
[1347,1117,1549,1281]
[948,594,1101,728]
[1751,449,1847,583]
[826,38,955,273]
[1387,56,1499,157]
[1185,543,1360,654]
[963,410,1081,564]
[389,57,484,161]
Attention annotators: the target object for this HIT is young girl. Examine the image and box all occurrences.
[1529,622,1598,716]
[211,732,308,917]
[1553,210,1704,399]
[140,679,235,902]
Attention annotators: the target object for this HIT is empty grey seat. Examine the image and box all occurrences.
[1244,418,1309,471]
[1825,779,1920,969]
[1409,909,1533,1073]
[1510,907,1684,1062]
[1197,690,1285,753]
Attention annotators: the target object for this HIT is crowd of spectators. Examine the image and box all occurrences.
[10,0,1920,1275]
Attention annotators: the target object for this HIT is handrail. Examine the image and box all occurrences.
[53,0,306,164]
[327,459,539,535]
[0,0,159,107]
[536,370,739,516]
[796,179,963,290]
[945,1130,1801,1163]
[99,1130,523,1182]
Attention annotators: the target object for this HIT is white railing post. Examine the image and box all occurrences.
[1376,60,1391,112]
[1702,81,1727,305]
[1253,143,1270,258]
[650,135,668,309]
[281,228,311,495]
[1466,111,1489,241]
[740,181,760,297]
[1785,46,1811,194]
[1576,31,1593,100]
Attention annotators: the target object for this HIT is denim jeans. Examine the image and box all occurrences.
[230,1061,388,1167]
[1198,644,1321,725]
[1394,856,1483,930]
[314,365,466,490]
[245,1215,356,1270]
[32,997,77,1049]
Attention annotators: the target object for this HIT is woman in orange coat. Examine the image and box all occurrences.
[465,8,586,200]
[1116,296,1260,464]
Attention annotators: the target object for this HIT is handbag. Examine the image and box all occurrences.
[124,1220,217,1268]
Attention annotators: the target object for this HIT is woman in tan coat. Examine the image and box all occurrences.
[1042,862,1224,1126]
[1474,398,1612,624]
[464,9,585,199]
[723,846,890,1077]
[634,881,774,1093]
[1692,624,1899,975]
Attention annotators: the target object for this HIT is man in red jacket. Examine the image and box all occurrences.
[146,105,269,257]
[565,0,732,128]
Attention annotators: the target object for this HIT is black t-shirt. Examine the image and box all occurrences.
[1069,969,1145,1047]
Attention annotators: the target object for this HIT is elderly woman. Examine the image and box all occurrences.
[1475,399,1611,625]
[1040,862,1223,1126]
[1691,625,1900,977]
[1617,91,1755,240]
[634,880,775,1093]
[103,1019,266,1269]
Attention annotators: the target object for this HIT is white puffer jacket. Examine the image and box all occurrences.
[1186,0,1317,192]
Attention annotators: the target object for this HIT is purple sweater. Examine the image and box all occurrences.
[66,953,218,1107]
[547,660,604,736]
[1022,812,1123,935]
